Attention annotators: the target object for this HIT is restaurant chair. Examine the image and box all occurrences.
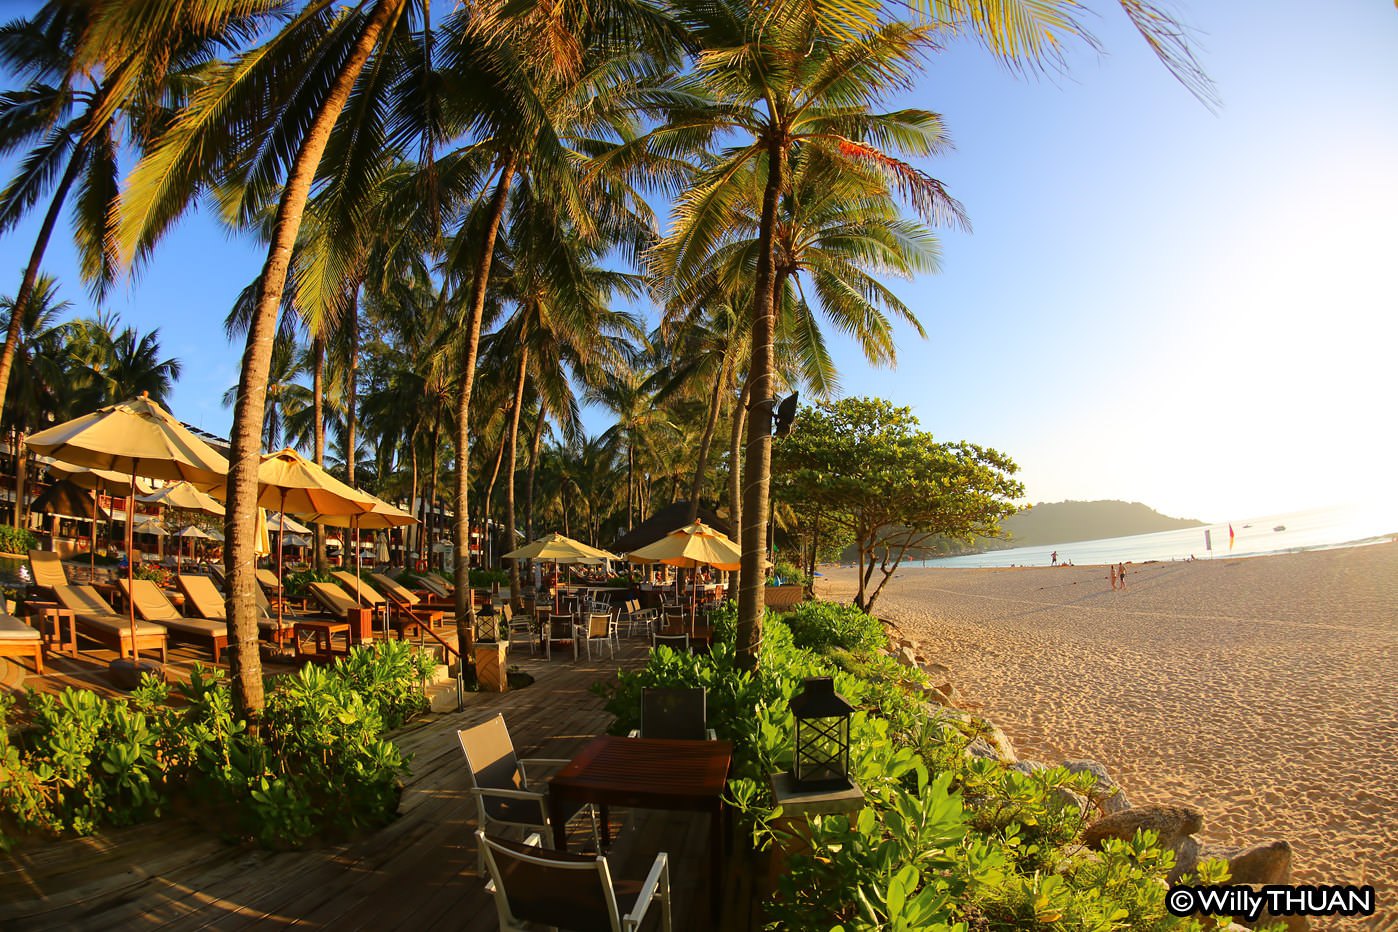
[477,830,672,932]
[545,612,579,661]
[651,632,690,654]
[506,604,537,654]
[628,687,717,741]
[618,599,657,638]
[582,612,616,661]
[457,714,598,874]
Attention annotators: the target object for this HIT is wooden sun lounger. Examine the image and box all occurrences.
[369,572,450,634]
[120,578,229,663]
[0,597,44,674]
[330,571,389,611]
[52,585,167,662]
[27,549,68,596]
[176,573,295,647]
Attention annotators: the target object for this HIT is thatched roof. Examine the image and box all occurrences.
[31,479,105,520]
[610,501,732,555]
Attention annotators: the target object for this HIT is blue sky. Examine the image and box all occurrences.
[2,0,1395,523]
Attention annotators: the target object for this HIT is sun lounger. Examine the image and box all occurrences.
[52,585,167,661]
[369,571,451,634]
[306,581,365,622]
[177,573,296,647]
[330,571,389,611]
[120,578,229,663]
[0,596,43,674]
[414,573,452,600]
[27,549,68,595]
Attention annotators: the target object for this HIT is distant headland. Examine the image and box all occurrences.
[998,499,1204,547]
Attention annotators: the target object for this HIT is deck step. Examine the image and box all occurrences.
[424,679,458,713]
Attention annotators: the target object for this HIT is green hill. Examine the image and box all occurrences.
[998,500,1204,547]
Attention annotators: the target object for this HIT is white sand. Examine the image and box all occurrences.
[818,542,1398,917]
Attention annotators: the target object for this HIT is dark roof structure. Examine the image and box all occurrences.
[610,501,733,555]
[31,479,106,520]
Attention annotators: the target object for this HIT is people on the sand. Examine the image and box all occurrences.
[1051,550,1058,566]
[1109,563,1118,590]
[1117,562,1127,589]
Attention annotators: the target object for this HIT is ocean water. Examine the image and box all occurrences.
[911,502,1398,568]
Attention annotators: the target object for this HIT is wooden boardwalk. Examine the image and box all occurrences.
[0,640,728,931]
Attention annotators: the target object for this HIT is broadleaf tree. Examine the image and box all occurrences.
[773,396,1024,614]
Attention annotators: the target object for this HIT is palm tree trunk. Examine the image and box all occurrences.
[224,0,402,722]
[12,428,26,530]
[0,142,86,433]
[480,429,504,554]
[427,425,439,567]
[686,353,731,524]
[453,158,516,658]
[407,433,419,568]
[727,378,748,593]
[345,285,360,485]
[503,347,528,607]
[626,445,635,530]
[312,336,327,570]
[524,405,544,542]
[735,134,785,670]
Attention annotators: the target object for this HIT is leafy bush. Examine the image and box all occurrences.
[469,568,508,587]
[0,525,36,555]
[770,558,809,586]
[595,607,1247,931]
[0,643,434,850]
[784,600,887,654]
[283,568,335,598]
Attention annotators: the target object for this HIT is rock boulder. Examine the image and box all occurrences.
[1082,804,1203,853]
[1063,759,1133,815]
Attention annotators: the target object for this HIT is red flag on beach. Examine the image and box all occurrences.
[1229,523,1235,549]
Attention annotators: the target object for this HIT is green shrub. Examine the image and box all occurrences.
[132,563,172,586]
[0,642,432,850]
[770,559,809,586]
[469,568,508,587]
[0,525,36,555]
[595,607,1243,931]
[784,599,887,654]
[283,568,335,598]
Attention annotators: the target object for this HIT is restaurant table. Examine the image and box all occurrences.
[549,735,733,909]
[27,601,76,657]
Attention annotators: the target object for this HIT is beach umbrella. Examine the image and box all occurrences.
[41,457,153,578]
[306,497,416,631]
[26,395,228,666]
[139,481,225,516]
[627,521,744,615]
[504,533,618,611]
[266,512,313,534]
[175,525,214,575]
[242,449,376,631]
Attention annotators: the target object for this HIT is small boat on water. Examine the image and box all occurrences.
[1273,525,1286,532]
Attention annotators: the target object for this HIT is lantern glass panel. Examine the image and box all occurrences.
[790,677,854,791]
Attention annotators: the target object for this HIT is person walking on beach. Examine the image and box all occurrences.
[1117,562,1127,590]
[1109,564,1118,590]
[1051,550,1058,566]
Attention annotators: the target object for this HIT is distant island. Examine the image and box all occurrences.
[996,500,1205,547]
[839,500,1206,562]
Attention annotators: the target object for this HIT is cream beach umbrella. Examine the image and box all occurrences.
[176,525,215,575]
[504,533,619,612]
[307,497,416,630]
[41,457,155,577]
[26,395,228,665]
[243,449,377,630]
[140,481,225,516]
[627,521,744,614]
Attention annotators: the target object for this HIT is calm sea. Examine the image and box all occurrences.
[911,502,1398,569]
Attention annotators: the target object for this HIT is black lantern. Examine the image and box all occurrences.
[790,676,854,790]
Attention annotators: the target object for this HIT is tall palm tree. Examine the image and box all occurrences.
[221,334,308,451]
[68,311,182,407]
[0,1,272,442]
[118,0,417,720]
[1,274,71,528]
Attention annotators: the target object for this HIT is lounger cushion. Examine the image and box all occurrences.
[0,614,40,641]
[53,586,167,637]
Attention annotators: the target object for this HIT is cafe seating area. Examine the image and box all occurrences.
[0,635,752,931]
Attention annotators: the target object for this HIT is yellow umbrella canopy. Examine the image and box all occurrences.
[39,456,157,493]
[308,497,416,530]
[503,532,617,563]
[267,512,313,534]
[250,449,377,516]
[139,481,226,516]
[626,521,742,571]
[26,395,227,486]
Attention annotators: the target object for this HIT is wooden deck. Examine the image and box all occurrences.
[0,639,732,931]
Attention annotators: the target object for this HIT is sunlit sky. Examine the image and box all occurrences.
[2,0,1395,523]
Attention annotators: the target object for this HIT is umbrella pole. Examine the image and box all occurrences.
[89,486,97,579]
[128,469,140,664]
[277,491,286,632]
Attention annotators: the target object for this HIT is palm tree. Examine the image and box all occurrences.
[67,311,182,407]
[221,334,308,451]
[118,0,416,721]
[1,274,71,528]
[0,1,273,443]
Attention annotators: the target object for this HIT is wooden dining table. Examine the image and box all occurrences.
[548,735,733,909]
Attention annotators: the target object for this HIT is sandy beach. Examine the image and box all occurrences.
[818,542,1398,923]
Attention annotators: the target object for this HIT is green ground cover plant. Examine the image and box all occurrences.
[0,526,36,555]
[596,602,1259,931]
[0,641,434,850]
